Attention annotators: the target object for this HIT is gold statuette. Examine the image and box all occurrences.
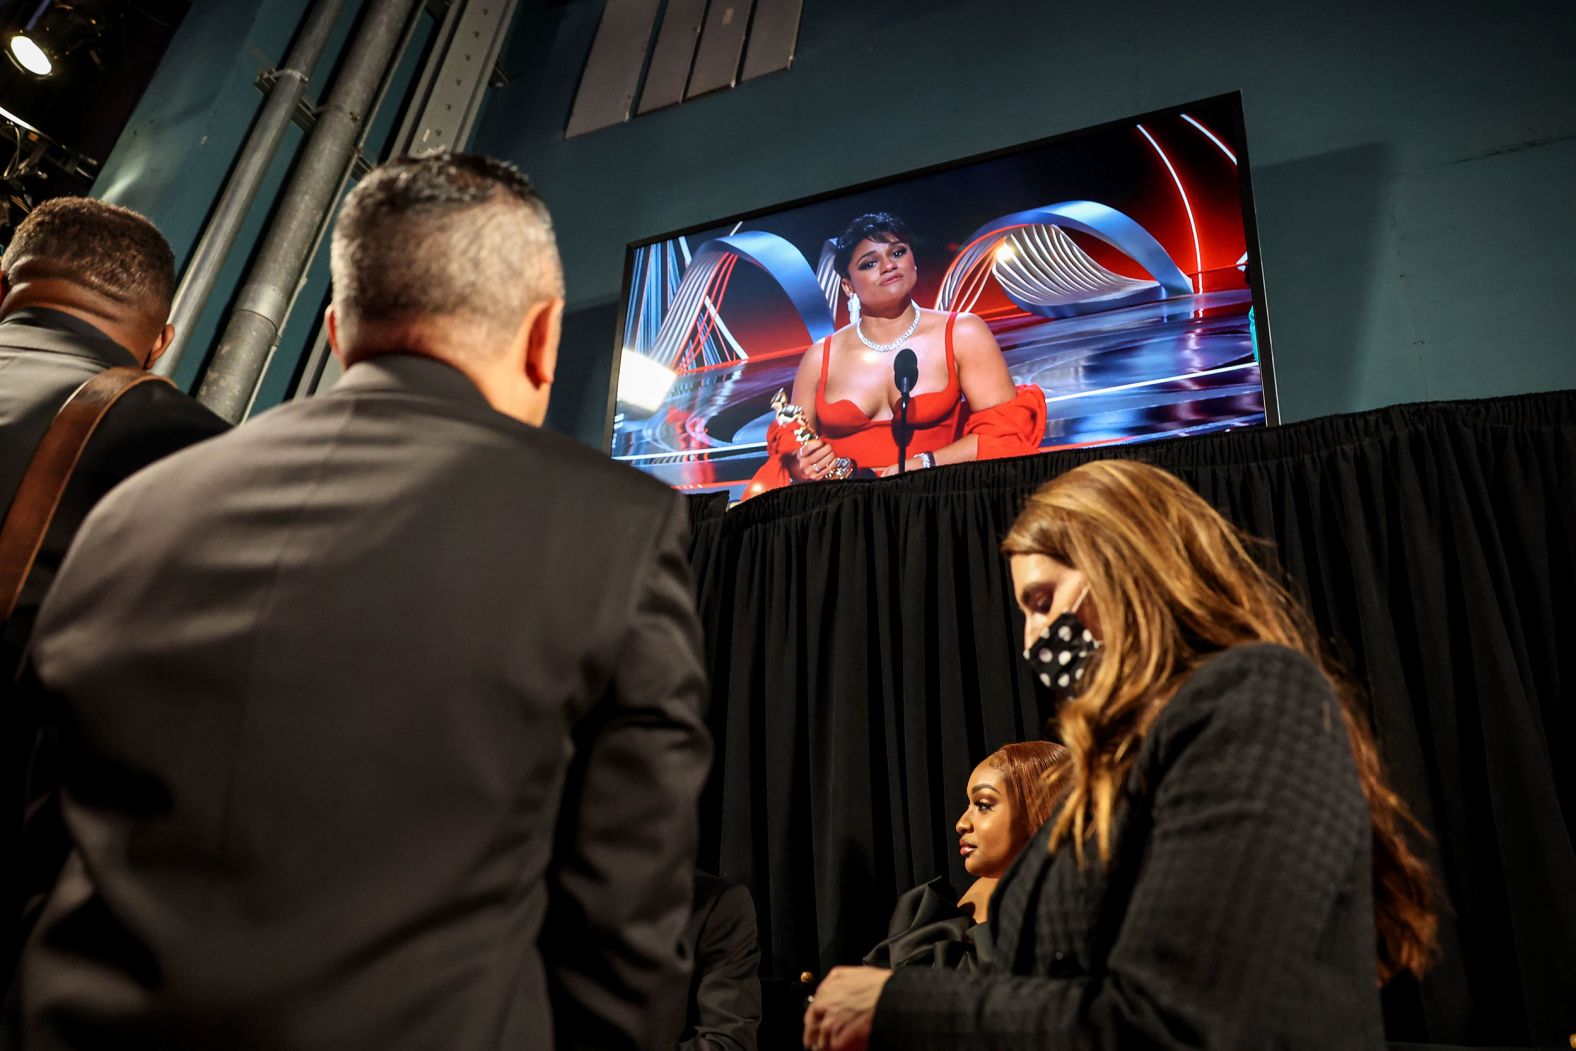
[771,389,854,481]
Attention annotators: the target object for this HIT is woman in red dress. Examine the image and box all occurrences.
[756,214,1045,489]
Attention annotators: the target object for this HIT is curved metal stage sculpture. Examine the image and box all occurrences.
[648,230,836,373]
[938,201,1194,319]
[814,238,841,318]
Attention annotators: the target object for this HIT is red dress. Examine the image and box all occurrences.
[746,313,1046,497]
[815,312,968,468]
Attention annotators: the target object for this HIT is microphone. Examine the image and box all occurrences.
[892,348,918,475]
[893,348,918,397]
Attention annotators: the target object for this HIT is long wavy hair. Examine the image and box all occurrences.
[1000,459,1437,982]
[983,740,1069,847]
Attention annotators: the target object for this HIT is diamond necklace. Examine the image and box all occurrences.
[855,301,921,353]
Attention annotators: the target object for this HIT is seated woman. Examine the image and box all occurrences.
[805,459,1438,1051]
[862,742,1067,973]
[751,213,1045,492]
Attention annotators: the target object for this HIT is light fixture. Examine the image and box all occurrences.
[7,32,51,76]
[3,2,111,79]
[615,349,678,416]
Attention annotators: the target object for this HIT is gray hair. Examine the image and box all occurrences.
[330,153,564,350]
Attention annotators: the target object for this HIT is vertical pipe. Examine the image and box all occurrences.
[156,0,349,378]
[196,0,418,422]
[253,0,430,414]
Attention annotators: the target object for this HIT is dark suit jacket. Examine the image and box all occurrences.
[1,313,227,985]
[16,354,712,1050]
[678,875,761,1051]
[871,643,1385,1049]
[0,311,228,673]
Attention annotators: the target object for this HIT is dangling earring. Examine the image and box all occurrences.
[846,292,861,324]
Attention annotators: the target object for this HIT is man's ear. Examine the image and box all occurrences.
[144,322,176,369]
[523,297,563,388]
[325,305,345,363]
[0,269,10,310]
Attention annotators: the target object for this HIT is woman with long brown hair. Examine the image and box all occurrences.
[805,459,1437,1050]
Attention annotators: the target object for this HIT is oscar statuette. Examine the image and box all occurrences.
[771,389,855,481]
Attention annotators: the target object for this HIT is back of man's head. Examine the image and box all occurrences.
[1,197,176,321]
[330,153,564,360]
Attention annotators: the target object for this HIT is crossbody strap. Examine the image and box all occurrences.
[0,367,168,621]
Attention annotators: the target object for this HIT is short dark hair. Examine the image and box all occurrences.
[832,212,916,277]
[331,152,563,347]
[0,197,176,310]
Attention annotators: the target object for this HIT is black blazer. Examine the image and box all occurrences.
[871,643,1385,1049]
[0,315,227,672]
[16,354,712,1050]
[678,874,761,1051]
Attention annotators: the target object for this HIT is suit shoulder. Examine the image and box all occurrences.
[522,424,680,511]
[71,380,229,490]
[119,380,230,437]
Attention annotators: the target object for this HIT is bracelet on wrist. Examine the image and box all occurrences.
[918,451,936,469]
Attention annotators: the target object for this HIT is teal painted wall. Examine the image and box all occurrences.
[92,0,327,392]
[473,0,1576,448]
[92,0,437,410]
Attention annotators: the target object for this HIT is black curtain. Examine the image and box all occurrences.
[683,390,1576,1047]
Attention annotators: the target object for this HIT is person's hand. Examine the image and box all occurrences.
[876,457,919,478]
[803,965,891,1051]
[790,438,838,482]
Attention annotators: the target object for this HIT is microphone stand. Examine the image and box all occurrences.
[895,391,912,474]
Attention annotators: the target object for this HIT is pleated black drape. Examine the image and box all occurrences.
[684,390,1576,1047]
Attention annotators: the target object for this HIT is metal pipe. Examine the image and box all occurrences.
[156,0,350,378]
[250,0,430,416]
[197,0,419,422]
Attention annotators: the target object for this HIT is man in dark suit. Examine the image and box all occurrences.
[679,874,762,1051]
[15,154,711,1049]
[0,197,228,674]
[0,198,227,983]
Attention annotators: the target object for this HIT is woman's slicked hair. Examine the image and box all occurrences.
[831,212,915,277]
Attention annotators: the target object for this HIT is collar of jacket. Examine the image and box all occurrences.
[330,351,506,415]
[0,311,141,369]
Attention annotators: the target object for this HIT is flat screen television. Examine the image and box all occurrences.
[609,92,1276,502]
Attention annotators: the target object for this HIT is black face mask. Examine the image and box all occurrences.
[1023,593,1100,698]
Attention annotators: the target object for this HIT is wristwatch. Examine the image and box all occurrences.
[918,451,937,469]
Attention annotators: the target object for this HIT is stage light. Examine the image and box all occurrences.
[3,2,110,79]
[7,33,51,76]
[616,349,678,416]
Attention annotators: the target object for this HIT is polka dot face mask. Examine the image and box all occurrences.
[1023,589,1100,699]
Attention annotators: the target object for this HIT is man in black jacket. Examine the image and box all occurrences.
[16,154,712,1049]
[0,197,227,674]
[1,198,227,982]
[679,874,762,1051]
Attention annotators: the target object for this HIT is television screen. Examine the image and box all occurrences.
[609,92,1276,502]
